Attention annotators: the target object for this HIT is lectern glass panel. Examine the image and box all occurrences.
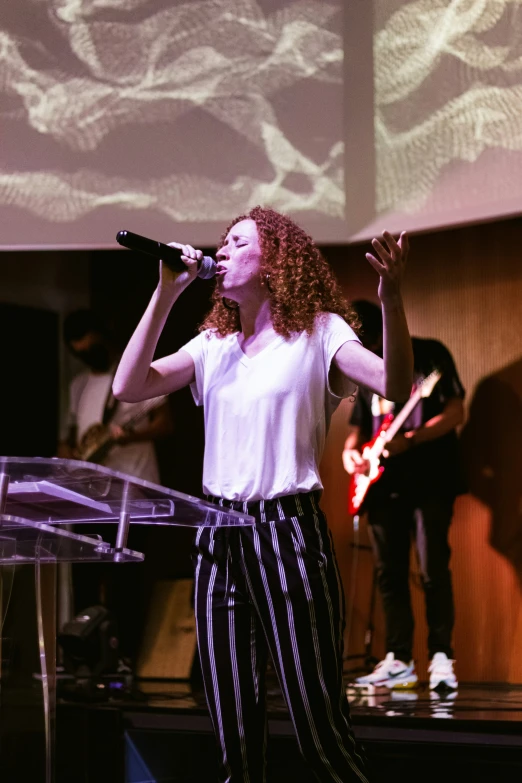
[1,457,253,529]
[0,458,253,783]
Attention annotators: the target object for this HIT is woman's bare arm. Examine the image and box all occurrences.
[113,243,202,402]
[334,231,413,402]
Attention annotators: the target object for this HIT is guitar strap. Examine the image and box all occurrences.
[101,366,120,426]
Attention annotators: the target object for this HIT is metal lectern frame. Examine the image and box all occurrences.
[0,457,254,783]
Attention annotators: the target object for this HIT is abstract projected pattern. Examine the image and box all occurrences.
[3,1,521,248]
[369,0,522,237]
[0,0,344,248]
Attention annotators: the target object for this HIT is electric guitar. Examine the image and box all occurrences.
[77,397,165,464]
[347,371,442,515]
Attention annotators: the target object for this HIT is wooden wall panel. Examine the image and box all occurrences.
[320,216,522,683]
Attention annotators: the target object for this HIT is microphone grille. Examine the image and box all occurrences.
[198,256,217,280]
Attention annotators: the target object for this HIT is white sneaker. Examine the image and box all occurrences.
[354,653,418,690]
[429,652,458,691]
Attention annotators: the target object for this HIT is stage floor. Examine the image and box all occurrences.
[125,677,522,736]
[54,677,522,783]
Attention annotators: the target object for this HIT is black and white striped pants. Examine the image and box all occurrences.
[193,491,370,783]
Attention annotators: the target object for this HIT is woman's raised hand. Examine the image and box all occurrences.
[366,231,409,303]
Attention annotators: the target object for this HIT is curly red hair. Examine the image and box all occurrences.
[200,206,359,338]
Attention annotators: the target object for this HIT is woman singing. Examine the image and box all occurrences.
[113,206,412,782]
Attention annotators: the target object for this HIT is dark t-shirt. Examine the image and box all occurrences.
[350,337,466,503]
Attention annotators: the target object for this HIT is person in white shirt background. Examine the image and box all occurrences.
[113,205,412,783]
[59,308,171,482]
[58,309,172,663]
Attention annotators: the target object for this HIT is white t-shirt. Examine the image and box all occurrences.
[68,370,161,484]
[181,312,359,501]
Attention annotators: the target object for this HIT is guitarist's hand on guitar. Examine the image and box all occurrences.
[382,431,414,458]
[342,448,371,476]
[346,375,439,514]
[108,422,131,445]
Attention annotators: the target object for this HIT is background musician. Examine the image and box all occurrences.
[58,309,172,664]
[58,308,171,482]
[343,300,465,691]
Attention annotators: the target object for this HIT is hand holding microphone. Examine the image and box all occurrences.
[116,230,216,280]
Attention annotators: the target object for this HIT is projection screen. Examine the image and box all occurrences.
[1,0,522,249]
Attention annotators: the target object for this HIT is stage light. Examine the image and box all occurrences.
[58,605,119,678]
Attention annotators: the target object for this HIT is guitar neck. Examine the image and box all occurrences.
[386,389,424,440]
[118,397,162,431]
[79,397,163,463]
[370,386,425,457]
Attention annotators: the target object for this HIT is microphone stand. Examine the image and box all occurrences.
[343,513,379,676]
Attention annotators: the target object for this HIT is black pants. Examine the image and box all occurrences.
[367,494,455,662]
[193,492,370,783]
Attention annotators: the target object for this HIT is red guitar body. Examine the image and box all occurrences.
[346,370,442,516]
[347,413,394,515]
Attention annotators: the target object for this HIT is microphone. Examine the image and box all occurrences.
[115,230,216,280]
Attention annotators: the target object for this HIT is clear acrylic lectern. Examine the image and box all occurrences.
[0,457,254,783]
